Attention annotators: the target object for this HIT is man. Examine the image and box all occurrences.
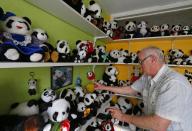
[95,46,192,131]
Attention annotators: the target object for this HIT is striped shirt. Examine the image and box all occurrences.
[131,65,192,131]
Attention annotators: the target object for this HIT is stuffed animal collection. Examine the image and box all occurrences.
[111,20,192,40]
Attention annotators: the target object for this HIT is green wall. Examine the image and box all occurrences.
[0,0,105,114]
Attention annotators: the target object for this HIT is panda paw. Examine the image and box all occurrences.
[4,48,20,61]
[30,53,43,62]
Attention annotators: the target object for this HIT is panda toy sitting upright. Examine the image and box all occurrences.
[0,14,44,62]
[150,25,161,37]
[124,21,137,39]
[160,24,170,36]
[103,65,119,86]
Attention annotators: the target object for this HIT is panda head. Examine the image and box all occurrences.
[3,16,32,35]
[169,49,184,58]
[41,89,57,103]
[60,88,75,102]
[88,0,101,18]
[110,21,118,30]
[77,102,86,112]
[172,25,181,32]
[32,28,48,42]
[182,25,190,31]
[160,24,169,31]
[47,99,70,122]
[150,25,160,33]
[125,21,136,32]
[137,21,147,29]
[105,65,118,76]
[56,40,70,54]
[109,50,121,59]
[117,97,132,113]
[84,93,96,106]
[97,45,106,53]
[75,86,85,98]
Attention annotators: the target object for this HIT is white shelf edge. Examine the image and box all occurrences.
[0,63,111,68]
[25,0,107,37]
[0,62,191,69]
[110,35,192,43]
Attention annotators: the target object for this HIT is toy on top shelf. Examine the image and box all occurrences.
[0,11,44,62]
[160,24,170,36]
[149,25,161,37]
[124,21,137,39]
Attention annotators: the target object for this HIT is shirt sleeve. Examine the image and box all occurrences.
[131,75,148,93]
[155,80,186,122]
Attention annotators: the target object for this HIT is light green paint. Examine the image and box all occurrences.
[0,0,106,114]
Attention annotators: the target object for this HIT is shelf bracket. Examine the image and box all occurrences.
[93,36,110,46]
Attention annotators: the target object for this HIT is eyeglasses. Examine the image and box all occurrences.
[138,55,152,65]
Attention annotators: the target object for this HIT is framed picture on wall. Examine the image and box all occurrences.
[51,66,73,90]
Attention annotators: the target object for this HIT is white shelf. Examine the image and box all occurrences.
[110,35,192,43]
[25,0,108,38]
[0,62,111,68]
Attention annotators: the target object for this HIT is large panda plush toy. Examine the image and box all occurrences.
[0,14,44,62]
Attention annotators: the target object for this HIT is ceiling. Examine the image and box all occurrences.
[97,0,192,21]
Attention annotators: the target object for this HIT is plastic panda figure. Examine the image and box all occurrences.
[1,14,44,62]
[182,25,190,35]
[160,24,170,36]
[103,65,119,86]
[28,78,37,96]
[55,40,71,62]
[170,25,182,36]
[124,21,137,39]
[9,99,39,116]
[47,99,70,123]
[150,25,161,37]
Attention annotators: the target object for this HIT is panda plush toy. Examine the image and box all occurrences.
[47,99,70,123]
[31,28,54,62]
[103,65,119,86]
[184,69,192,84]
[170,25,182,36]
[88,0,102,19]
[182,25,190,35]
[0,14,44,62]
[9,99,39,116]
[136,21,149,38]
[124,21,137,39]
[160,24,170,36]
[150,25,161,37]
[55,40,71,62]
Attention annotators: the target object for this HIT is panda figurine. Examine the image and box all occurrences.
[1,15,44,62]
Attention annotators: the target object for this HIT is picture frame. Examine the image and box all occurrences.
[51,66,73,90]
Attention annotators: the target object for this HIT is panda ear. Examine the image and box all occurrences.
[76,40,81,45]
[23,17,31,25]
[133,21,136,24]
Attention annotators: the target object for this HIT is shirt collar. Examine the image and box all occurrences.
[151,64,167,83]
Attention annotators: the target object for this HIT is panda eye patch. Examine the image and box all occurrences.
[59,43,64,48]
[62,112,65,115]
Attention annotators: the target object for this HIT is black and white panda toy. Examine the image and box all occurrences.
[28,78,37,96]
[47,99,70,122]
[124,21,137,39]
[0,15,44,62]
[108,49,121,63]
[170,25,182,36]
[103,65,119,86]
[150,25,161,37]
[56,40,71,62]
[9,99,39,116]
[88,0,102,18]
[160,24,170,36]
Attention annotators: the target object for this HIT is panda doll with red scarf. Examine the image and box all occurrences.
[0,12,44,62]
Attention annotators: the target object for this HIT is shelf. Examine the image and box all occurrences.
[25,0,109,38]
[0,62,111,69]
[0,62,191,69]
[109,35,192,43]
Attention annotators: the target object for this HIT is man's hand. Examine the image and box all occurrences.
[107,107,124,121]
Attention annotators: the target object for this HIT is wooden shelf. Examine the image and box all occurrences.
[110,35,192,43]
[25,0,109,38]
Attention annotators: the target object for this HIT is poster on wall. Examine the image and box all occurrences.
[51,66,73,90]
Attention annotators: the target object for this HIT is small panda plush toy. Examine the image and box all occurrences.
[108,49,121,63]
[124,21,137,39]
[88,0,102,18]
[181,25,190,35]
[170,25,182,36]
[136,21,149,38]
[150,25,161,37]
[160,24,170,36]
[103,65,119,86]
